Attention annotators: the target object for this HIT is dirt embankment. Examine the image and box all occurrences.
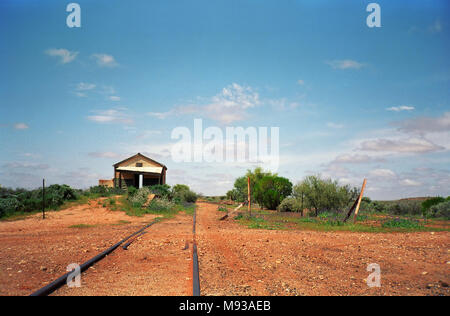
[0,200,448,296]
[0,198,193,296]
[196,201,449,296]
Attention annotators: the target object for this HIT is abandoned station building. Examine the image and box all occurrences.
[99,153,167,189]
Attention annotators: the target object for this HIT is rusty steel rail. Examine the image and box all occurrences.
[29,220,157,296]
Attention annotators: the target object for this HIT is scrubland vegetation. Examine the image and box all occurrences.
[0,183,197,220]
[219,168,450,232]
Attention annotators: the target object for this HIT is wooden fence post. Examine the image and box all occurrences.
[353,179,367,222]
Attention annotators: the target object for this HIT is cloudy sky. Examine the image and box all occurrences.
[1,0,449,199]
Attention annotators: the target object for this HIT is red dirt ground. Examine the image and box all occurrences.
[0,200,448,296]
[195,202,449,296]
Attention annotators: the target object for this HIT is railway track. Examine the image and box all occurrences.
[29,220,158,296]
[29,206,202,296]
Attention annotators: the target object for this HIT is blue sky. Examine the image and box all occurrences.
[1,0,449,199]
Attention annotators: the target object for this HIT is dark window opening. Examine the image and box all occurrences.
[136,163,143,167]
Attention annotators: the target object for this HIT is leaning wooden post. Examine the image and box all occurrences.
[353,179,367,222]
[42,179,45,220]
[247,176,251,217]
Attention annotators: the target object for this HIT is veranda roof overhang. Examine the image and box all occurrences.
[116,166,163,174]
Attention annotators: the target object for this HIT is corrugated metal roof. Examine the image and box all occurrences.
[116,166,163,174]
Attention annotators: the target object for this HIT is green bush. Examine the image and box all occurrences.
[0,197,22,217]
[293,175,358,216]
[218,206,228,212]
[89,185,124,197]
[0,184,80,217]
[46,184,78,207]
[385,200,422,216]
[254,176,292,210]
[172,184,197,204]
[277,197,302,213]
[146,198,176,213]
[427,201,450,219]
[421,197,445,216]
[127,186,137,197]
[382,218,423,229]
[89,185,109,196]
[226,189,239,201]
[183,190,198,203]
[150,184,171,199]
[129,187,152,207]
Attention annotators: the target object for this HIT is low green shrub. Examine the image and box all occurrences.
[128,187,151,207]
[360,200,385,213]
[422,197,445,216]
[427,201,450,219]
[385,200,422,216]
[277,197,302,213]
[0,197,22,217]
[127,186,137,197]
[150,184,171,199]
[172,184,197,204]
[146,198,176,213]
[89,185,124,197]
[382,218,423,229]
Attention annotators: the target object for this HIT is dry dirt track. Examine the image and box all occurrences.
[196,202,449,296]
[0,200,449,296]
[54,213,194,296]
[0,199,194,296]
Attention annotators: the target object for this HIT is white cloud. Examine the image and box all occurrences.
[136,130,162,140]
[387,105,415,112]
[45,48,78,64]
[73,82,96,97]
[87,109,133,124]
[332,154,382,164]
[360,137,444,153]
[397,112,450,134]
[148,110,175,119]
[147,83,260,124]
[326,59,364,70]
[326,122,344,129]
[2,162,49,170]
[297,79,305,85]
[369,168,396,178]
[92,54,118,67]
[88,152,121,159]
[109,96,121,101]
[400,179,421,186]
[76,82,96,91]
[14,123,29,130]
[268,98,301,111]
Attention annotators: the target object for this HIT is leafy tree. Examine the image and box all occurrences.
[421,197,445,217]
[172,184,197,203]
[231,176,249,202]
[278,197,302,213]
[150,184,171,198]
[228,168,276,204]
[254,175,292,210]
[293,175,358,216]
[428,201,450,219]
[226,189,239,201]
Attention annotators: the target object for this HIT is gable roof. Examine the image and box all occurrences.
[113,153,167,169]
